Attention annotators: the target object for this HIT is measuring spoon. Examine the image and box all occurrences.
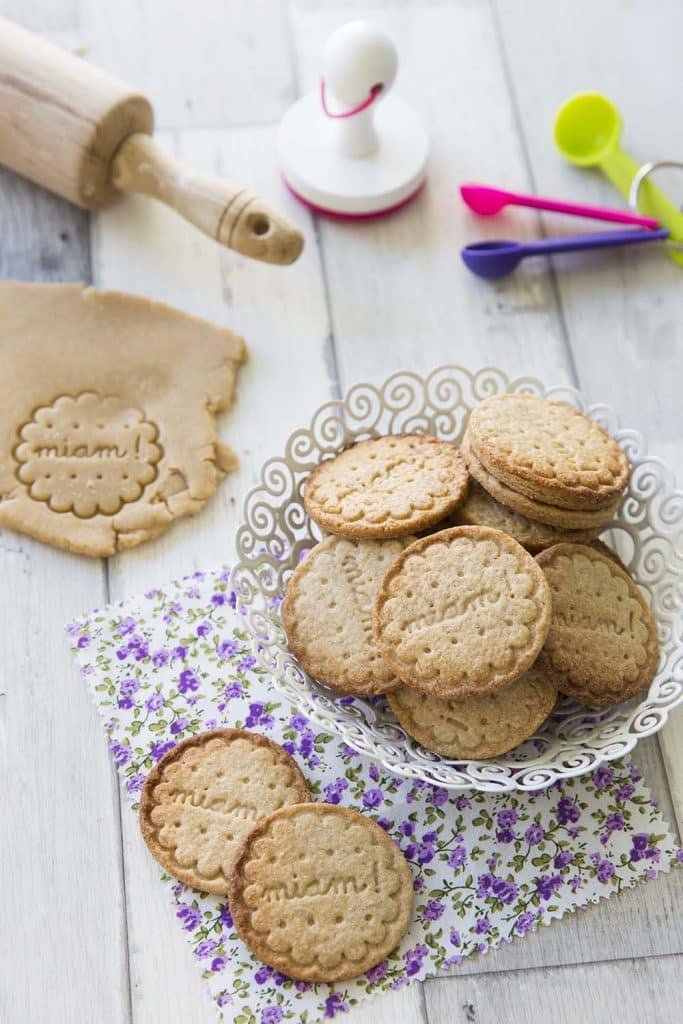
[461,228,668,280]
[460,183,658,227]
[553,92,683,266]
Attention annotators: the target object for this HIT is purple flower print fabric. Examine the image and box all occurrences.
[68,567,680,1024]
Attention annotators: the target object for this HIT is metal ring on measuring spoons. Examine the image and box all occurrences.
[629,160,683,250]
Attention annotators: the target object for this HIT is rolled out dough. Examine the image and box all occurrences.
[0,282,246,556]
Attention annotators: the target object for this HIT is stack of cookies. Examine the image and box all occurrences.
[140,728,414,981]
[284,396,659,758]
[460,394,629,550]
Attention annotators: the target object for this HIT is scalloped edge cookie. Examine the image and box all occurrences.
[140,729,310,895]
[303,433,469,539]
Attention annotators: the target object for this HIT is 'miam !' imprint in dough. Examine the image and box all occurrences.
[14,393,162,518]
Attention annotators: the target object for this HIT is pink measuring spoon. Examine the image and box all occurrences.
[460,183,659,228]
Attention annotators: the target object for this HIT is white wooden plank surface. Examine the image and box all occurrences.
[77,0,295,129]
[2,1,682,1022]
[424,953,683,1024]
[0,178,129,1022]
[494,0,683,834]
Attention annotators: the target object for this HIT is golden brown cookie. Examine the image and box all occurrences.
[0,282,246,556]
[140,729,310,895]
[283,535,413,695]
[373,526,551,699]
[464,439,619,530]
[447,478,600,552]
[229,803,413,981]
[303,433,469,539]
[388,665,557,758]
[466,395,629,510]
[536,544,659,708]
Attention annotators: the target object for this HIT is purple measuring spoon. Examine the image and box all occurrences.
[461,227,669,280]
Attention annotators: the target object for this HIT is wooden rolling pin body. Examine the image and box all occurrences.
[0,16,302,264]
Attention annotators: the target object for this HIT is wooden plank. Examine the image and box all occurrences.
[0,176,130,1020]
[291,0,683,992]
[424,952,683,1024]
[75,0,295,130]
[289,2,576,392]
[494,0,683,835]
[91,125,334,1022]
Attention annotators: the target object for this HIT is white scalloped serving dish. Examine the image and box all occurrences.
[231,366,683,791]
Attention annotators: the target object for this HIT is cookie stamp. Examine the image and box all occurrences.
[140,729,310,895]
[388,666,557,758]
[304,433,468,539]
[536,543,659,708]
[15,393,161,517]
[283,535,413,695]
[373,526,552,698]
[229,804,413,981]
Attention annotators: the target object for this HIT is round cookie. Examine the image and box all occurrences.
[388,665,558,758]
[467,394,629,510]
[464,439,619,530]
[283,535,413,695]
[373,526,552,699]
[140,729,310,895]
[535,544,659,708]
[448,478,600,552]
[229,803,413,981]
[303,433,469,539]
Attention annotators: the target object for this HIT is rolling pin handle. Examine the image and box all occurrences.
[111,134,303,265]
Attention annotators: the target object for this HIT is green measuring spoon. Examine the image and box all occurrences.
[554,92,683,266]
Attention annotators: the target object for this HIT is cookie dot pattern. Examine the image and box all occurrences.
[14,393,161,517]
[467,395,629,508]
[388,666,557,759]
[536,544,659,708]
[140,729,310,895]
[303,433,469,538]
[229,804,413,981]
[373,526,552,698]
[283,535,413,695]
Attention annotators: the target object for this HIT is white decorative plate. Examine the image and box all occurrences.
[231,366,683,791]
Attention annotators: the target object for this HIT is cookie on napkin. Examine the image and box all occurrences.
[229,803,413,981]
[388,665,557,758]
[466,394,629,510]
[283,534,413,695]
[373,526,551,698]
[140,729,310,895]
[303,433,468,539]
[536,543,659,708]
[0,282,246,555]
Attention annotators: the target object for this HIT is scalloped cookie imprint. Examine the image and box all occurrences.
[229,804,413,981]
[536,544,659,708]
[464,439,620,531]
[388,666,558,759]
[373,526,551,698]
[140,730,310,895]
[303,434,469,539]
[283,535,413,696]
[448,479,600,552]
[467,395,629,510]
[14,394,161,518]
[0,282,246,556]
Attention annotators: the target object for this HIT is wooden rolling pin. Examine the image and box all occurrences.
[0,16,303,265]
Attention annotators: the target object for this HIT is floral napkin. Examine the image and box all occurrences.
[68,567,680,1023]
